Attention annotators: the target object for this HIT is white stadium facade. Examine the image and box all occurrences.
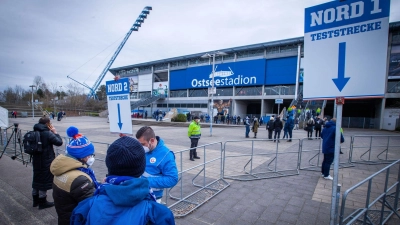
[109,21,400,130]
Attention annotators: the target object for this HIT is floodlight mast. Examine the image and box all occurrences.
[68,6,152,99]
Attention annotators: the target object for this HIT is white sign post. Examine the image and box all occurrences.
[106,78,133,135]
[304,0,390,224]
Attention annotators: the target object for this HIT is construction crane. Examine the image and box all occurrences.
[67,6,152,99]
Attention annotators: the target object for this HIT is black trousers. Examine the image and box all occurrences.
[315,128,321,137]
[268,129,273,139]
[190,138,199,151]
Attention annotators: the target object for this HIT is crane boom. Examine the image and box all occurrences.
[87,6,152,99]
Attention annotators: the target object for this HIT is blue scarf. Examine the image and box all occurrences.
[94,175,156,201]
[76,167,100,189]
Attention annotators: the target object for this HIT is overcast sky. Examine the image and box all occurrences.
[1,0,399,93]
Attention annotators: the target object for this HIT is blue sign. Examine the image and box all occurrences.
[106,78,130,96]
[303,0,390,99]
[170,59,266,90]
[265,56,298,85]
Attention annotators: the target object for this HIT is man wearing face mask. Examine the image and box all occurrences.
[188,116,201,161]
[50,126,99,225]
[136,126,178,203]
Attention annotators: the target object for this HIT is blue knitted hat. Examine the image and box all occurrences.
[66,126,94,159]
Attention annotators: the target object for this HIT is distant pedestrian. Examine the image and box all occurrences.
[252,117,259,138]
[237,115,241,125]
[244,116,250,138]
[285,116,294,142]
[314,117,322,137]
[294,117,299,130]
[306,117,315,139]
[266,117,275,139]
[188,116,201,161]
[321,118,344,180]
[144,111,148,119]
[273,116,283,142]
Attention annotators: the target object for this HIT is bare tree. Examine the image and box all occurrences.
[33,76,45,90]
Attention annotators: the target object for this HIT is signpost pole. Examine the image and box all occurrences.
[330,97,344,225]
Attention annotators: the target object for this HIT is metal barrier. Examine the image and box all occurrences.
[167,142,230,217]
[222,138,300,181]
[339,159,400,225]
[350,135,400,165]
[299,137,353,171]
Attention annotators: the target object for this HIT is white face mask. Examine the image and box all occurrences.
[86,156,95,167]
[143,146,150,153]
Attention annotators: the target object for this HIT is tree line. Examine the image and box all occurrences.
[0,76,107,112]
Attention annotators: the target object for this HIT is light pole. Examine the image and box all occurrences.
[274,85,288,117]
[29,85,36,119]
[51,99,56,117]
[59,86,63,101]
[201,51,227,136]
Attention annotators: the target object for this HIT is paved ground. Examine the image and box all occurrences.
[0,116,400,225]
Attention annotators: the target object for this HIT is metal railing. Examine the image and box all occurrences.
[339,159,400,225]
[223,139,300,181]
[167,142,230,217]
[350,135,400,165]
[299,137,353,171]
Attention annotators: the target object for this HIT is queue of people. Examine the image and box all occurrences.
[29,116,176,225]
[26,111,344,224]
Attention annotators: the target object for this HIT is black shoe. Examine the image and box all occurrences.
[340,151,344,154]
[32,195,39,207]
[190,158,195,161]
[194,156,200,159]
[274,140,276,142]
[38,197,54,210]
[287,140,292,142]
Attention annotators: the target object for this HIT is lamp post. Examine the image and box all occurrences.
[201,51,227,137]
[274,85,288,117]
[51,98,56,118]
[29,85,36,119]
[59,86,63,101]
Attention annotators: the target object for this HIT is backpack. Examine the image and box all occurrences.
[23,131,43,155]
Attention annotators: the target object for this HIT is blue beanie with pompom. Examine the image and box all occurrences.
[66,126,94,159]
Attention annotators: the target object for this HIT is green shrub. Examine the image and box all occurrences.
[174,113,187,122]
[87,112,99,117]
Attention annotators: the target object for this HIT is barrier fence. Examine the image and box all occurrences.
[339,159,400,225]
[223,139,300,181]
[350,135,400,165]
[2,125,400,221]
[299,137,354,171]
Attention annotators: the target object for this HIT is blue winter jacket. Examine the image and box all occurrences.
[321,121,345,154]
[70,178,175,225]
[284,117,294,130]
[142,137,178,199]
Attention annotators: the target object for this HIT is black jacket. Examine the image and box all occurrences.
[267,120,275,131]
[32,123,63,190]
[273,118,283,131]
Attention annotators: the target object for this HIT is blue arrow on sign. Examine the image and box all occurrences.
[332,42,350,92]
[117,103,123,129]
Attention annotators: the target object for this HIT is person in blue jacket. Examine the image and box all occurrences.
[136,126,178,203]
[70,136,175,225]
[285,115,295,142]
[320,118,345,180]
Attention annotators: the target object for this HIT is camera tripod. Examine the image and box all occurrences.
[0,123,26,165]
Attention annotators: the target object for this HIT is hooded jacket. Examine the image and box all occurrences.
[142,137,178,199]
[50,155,95,225]
[321,121,345,154]
[32,123,63,190]
[70,178,175,225]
